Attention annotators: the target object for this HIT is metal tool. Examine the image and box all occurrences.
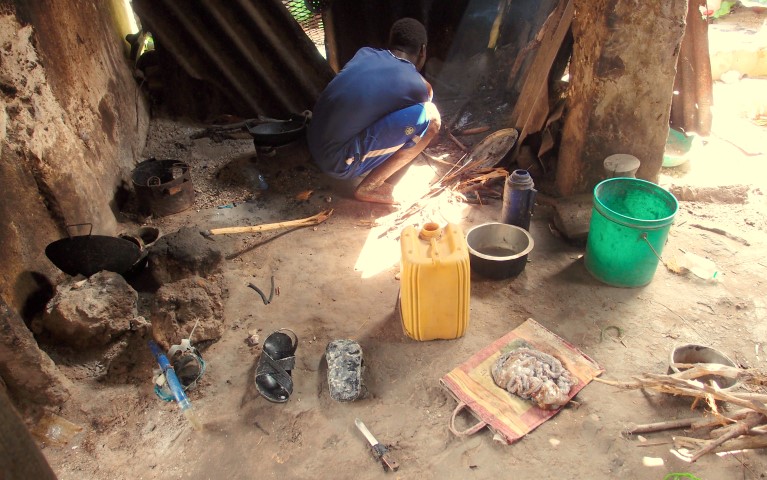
[354,418,399,472]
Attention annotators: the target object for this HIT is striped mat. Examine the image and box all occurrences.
[441,318,604,444]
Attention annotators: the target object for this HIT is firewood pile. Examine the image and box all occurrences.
[375,152,509,238]
[597,363,767,463]
[442,164,508,202]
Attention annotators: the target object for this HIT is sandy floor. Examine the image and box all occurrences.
[34,106,767,479]
[36,11,767,480]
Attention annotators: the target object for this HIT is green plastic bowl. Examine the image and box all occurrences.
[663,128,695,167]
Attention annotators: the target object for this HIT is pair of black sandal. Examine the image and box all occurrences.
[255,331,365,403]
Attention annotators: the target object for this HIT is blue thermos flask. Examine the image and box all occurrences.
[500,169,537,231]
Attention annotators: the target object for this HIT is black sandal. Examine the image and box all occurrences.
[255,329,298,403]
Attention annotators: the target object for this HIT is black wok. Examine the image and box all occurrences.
[45,224,142,277]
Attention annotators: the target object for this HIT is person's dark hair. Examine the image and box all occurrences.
[388,18,427,56]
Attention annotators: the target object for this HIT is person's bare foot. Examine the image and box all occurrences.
[354,182,399,205]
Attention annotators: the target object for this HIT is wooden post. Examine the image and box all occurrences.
[556,0,688,196]
[670,0,713,135]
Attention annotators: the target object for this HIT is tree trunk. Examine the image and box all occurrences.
[556,0,688,196]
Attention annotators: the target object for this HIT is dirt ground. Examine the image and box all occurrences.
[36,12,767,480]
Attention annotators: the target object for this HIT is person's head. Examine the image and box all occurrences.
[388,18,427,70]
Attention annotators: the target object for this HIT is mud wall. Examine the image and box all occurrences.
[0,1,149,315]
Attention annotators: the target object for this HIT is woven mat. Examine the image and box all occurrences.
[440,318,604,444]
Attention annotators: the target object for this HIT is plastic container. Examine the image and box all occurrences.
[663,127,696,167]
[677,251,720,281]
[584,178,678,287]
[400,223,470,341]
[500,170,537,231]
[603,154,641,178]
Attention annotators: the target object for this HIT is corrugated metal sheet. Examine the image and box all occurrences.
[131,0,334,117]
[282,0,325,46]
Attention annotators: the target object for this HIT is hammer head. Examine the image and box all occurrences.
[199,230,215,242]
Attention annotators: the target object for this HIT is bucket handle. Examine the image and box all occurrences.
[65,223,93,238]
[640,232,667,267]
[449,401,488,437]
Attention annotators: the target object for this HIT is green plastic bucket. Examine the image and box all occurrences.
[584,178,678,287]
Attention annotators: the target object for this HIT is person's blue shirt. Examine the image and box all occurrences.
[307,47,430,175]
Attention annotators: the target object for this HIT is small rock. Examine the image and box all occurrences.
[246,332,260,347]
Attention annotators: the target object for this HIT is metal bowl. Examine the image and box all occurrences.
[465,222,534,279]
[668,344,739,390]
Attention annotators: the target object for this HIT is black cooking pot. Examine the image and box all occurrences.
[245,116,308,147]
[45,224,142,277]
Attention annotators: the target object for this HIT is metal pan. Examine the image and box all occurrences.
[245,116,307,147]
[45,224,142,277]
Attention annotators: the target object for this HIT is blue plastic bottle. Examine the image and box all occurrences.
[500,169,537,231]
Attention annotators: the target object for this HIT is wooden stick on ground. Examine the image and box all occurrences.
[689,412,764,462]
[693,410,753,430]
[594,369,767,413]
[675,433,767,454]
[691,223,751,246]
[626,418,698,435]
[601,365,767,461]
[626,409,753,435]
[447,131,469,152]
[209,209,333,235]
[456,125,491,136]
[454,171,507,196]
[419,151,459,168]
[639,373,767,416]
[376,186,450,239]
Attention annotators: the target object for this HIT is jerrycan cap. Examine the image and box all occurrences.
[419,222,443,240]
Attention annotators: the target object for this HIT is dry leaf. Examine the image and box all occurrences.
[295,190,314,201]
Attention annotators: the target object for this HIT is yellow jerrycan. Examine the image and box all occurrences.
[399,222,470,341]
